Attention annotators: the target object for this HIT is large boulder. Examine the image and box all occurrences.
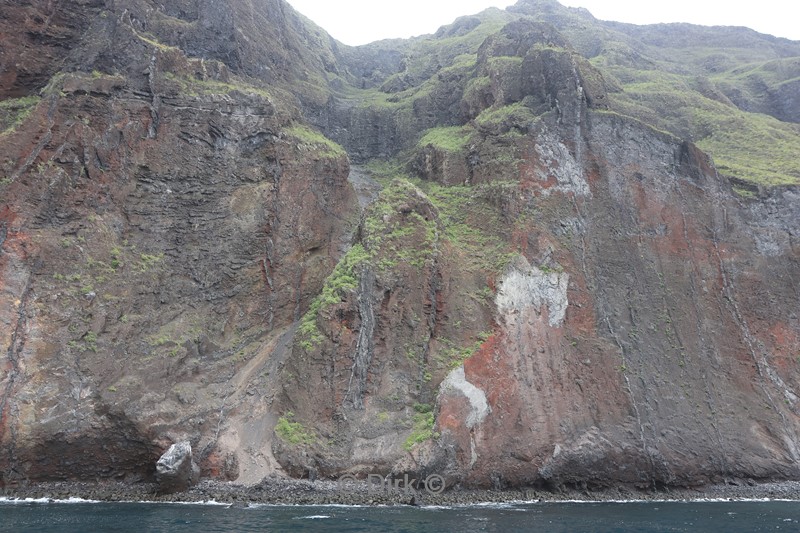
[156,442,200,494]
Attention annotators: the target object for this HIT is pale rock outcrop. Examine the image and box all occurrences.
[156,442,200,494]
[440,367,490,429]
[496,257,569,327]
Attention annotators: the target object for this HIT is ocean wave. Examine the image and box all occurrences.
[419,497,800,509]
[245,503,369,510]
[161,500,233,507]
[3,495,796,508]
[0,497,102,505]
[0,497,237,507]
[421,502,524,510]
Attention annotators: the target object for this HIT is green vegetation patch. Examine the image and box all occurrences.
[693,108,800,186]
[403,403,439,451]
[135,32,181,52]
[463,75,492,103]
[712,57,800,88]
[137,252,164,273]
[448,53,479,71]
[401,13,512,83]
[350,11,512,115]
[146,313,202,358]
[605,57,800,186]
[83,331,98,352]
[732,186,757,199]
[474,102,539,130]
[485,55,523,74]
[285,124,346,158]
[363,165,518,275]
[361,179,438,271]
[606,67,800,186]
[418,126,472,153]
[298,244,372,349]
[418,180,517,273]
[275,412,316,445]
[163,72,273,100]
[0,95,40,136]
[435,331,492,370]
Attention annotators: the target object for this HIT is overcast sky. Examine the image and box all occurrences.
[286,0,800,46]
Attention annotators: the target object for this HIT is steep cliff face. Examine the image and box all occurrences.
[0,0,105,99]
[270,4,800,489]
[0,0,357,485]
[1,0,799,491]
[431,116,800,489]
[275,60,800,489]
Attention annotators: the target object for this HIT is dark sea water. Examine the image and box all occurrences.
[1,499,799,532]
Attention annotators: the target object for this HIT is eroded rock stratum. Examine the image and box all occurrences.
[1,0,799,490]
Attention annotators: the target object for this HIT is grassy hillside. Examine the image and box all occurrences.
[527,3,800,187]
[340,0,800,188]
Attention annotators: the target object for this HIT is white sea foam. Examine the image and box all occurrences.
[420,497,800,508]
[0,497,51,504]
[246,503,368,510]
[0,497,102,504]
[418,505,454,510]
[422,502,522,510]
[166,500,232,507]
[3,496,797,508]
[0,497,237,507]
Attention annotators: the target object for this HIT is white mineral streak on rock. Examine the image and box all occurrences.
[441,366,490,429]
[470,434,479,468]
[496,259,569,327]
[534,130,590,197]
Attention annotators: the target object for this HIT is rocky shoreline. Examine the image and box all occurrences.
[3,478,800,507]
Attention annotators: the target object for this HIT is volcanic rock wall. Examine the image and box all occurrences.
[0,0,357,485]
[1,0,798,490]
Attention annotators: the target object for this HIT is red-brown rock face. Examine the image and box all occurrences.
[273,93,800,491]
[0,0,106,99]
[429,115,800,489]
[1,0,799,492]
[0,0,357,485]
